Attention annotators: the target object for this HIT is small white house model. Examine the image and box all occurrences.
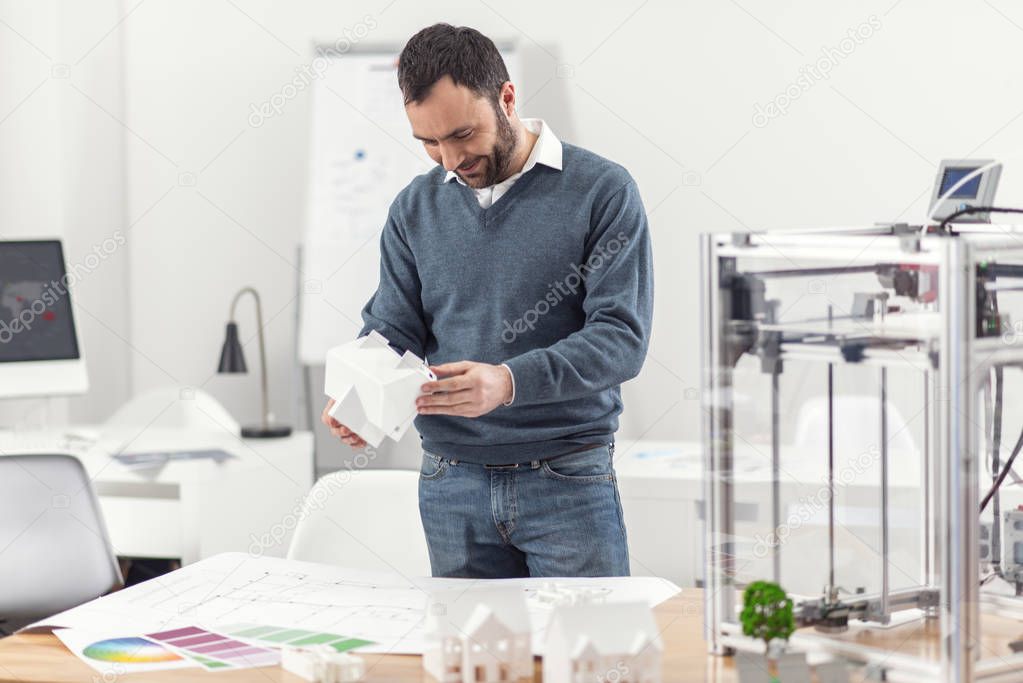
[281,646,365,683]
[423,588,533,683]
[532,582,610,607]
[544,602,662,683]
[324,330,436,447]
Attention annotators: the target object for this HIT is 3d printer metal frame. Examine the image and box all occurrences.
[700,225,1023,683]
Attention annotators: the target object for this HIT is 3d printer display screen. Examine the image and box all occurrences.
[940,167,982,199]
[0,241,80,362]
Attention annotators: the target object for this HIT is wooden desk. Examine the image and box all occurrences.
[0,590,740,682]
[11,587,1023,682]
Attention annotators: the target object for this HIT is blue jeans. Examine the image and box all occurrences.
[417,443,630,578]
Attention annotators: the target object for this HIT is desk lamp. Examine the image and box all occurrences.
[217,287,292,438]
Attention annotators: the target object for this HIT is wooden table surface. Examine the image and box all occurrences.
[0,589,740,683]
[14,587,1023,682]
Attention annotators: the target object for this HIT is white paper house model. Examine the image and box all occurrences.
[532,582,610,607]
[281,645,365,683]
[543,602,662,683]
[323,330,436,447]
[423,588,533,683]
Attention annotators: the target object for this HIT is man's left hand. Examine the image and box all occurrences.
[417,361,512,417]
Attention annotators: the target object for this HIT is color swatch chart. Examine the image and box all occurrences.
[218,622,374,652]
[146,626,279,669]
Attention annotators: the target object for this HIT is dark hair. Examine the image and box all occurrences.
[397,24,509,105]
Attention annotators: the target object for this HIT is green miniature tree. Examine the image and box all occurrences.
[740,581,796,655]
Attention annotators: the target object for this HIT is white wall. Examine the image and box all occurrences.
[8,0,1023,463]
[0,0,129,427]
[0,3,61,430]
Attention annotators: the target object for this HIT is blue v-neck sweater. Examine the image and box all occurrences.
[357,142,654,465]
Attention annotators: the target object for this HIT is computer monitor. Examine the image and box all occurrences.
[0,240,88,397]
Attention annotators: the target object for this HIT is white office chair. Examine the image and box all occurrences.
[102,385,240,435]
[0,454,122,633]
[287,470,431,577]
[793,394,917,459]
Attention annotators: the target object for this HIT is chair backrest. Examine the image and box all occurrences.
[0,454,122,631]
[793,394,917,458]
[102,385,240,435]
[287,469,431,577]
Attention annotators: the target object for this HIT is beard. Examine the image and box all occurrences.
[457,102,518,189]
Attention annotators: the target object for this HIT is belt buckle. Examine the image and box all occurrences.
[484,462,520,470]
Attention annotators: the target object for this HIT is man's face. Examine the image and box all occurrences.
[407,75,518,189]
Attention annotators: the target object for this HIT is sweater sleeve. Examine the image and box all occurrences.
[357,204,428,358]
[501,179,653,406]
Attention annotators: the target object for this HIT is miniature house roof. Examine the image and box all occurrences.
[571,639,601,661]
[548,602,662,657]
[462,609,516,644]
[426,587,531,639]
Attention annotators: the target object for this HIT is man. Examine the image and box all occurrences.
[322,23,653,579]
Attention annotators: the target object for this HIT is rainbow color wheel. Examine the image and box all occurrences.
[83,637,182,663]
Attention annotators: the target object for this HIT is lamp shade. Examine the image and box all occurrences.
[217,322,247,373]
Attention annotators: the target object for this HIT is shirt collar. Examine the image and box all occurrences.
[444,118,563,185]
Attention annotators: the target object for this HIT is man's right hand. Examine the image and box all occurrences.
[321,398,367,449]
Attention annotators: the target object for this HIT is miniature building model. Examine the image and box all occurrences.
[544,602,662,683]
[734,653,770,683]
[814,660,850,683]
[775,653,811,683]
[532,582,610,607]
[281,646,365,683]
[324,330,435,447]
[423,588,532,683]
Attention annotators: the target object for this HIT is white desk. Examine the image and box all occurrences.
[0,428,314,564]
[614,439,930,594]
